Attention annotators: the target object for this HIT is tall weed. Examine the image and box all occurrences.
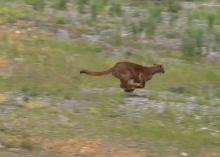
[181,27,206,59]
[24,0,45,11]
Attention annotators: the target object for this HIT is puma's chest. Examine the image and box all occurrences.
[146,73,152,80]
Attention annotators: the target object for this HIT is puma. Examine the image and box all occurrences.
[80,61,165,92]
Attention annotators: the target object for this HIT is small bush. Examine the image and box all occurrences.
[24,0,45,11]
[169,86,186,94]
[148,91,159,100]
[144,18,157,37]
[169,13,178,27]
[52,0,68,10]
[55,16,69,24]
[166,0,181,13]
[196,96,210,105]
[20,140,35,151]
[0,6,30,23]
[111,31,122,46]
[134,6,162,38]
[181,27,206,58]
[214,33,220,51]
[214,88,220,98]
[90,2,98,20]
[129,21,141,40]
[207,12,216,30]
[76,0,89,14]
[109,1,122,17]
[148,5,163,23]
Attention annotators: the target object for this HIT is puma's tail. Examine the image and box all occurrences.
[80,68,112,76]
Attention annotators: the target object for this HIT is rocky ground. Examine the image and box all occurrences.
[0,0,220,156]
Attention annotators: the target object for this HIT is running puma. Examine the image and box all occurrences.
[80,62,165,92]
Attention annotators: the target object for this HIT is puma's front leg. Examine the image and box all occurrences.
[135,73,146,88]
[127,79,141,87]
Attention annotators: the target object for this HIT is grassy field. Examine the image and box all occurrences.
[0,0,220,157]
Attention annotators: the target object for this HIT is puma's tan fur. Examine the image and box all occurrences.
[80,61,165,92]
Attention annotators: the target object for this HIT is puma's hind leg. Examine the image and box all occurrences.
[123,78,143,92]
[121,73,146,92]
[112,69,139,91]
[120,80,136,93]
[117,72,141,88]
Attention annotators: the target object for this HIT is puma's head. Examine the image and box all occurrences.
[153,64,165,74]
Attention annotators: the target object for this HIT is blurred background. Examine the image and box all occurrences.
[0,0,220,156]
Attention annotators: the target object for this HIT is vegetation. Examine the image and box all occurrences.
[0,0,220,156]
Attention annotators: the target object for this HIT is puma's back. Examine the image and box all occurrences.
[113,62,145,72]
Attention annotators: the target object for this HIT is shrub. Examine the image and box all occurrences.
[181,27,206,59]
[165,0,181,13]
[24,0,45,11]
[76,0,89,14]
[52,0,68,10]
[207,12,216,30]
[109,1,122,17]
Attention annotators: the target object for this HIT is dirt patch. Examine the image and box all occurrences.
[30,137,146,157]
[0,57,10,70]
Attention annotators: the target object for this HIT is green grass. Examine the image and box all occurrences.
[0,5,31,24]
[0,29,220,100]
[0,99,219,156]
[0,29,219,156]
[0,0,220,156]
[80,107,220,155]
[0,31,118,96]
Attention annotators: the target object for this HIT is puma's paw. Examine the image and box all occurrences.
[136,83,142,88]
[136,84,145,88]
[124,89,135,93]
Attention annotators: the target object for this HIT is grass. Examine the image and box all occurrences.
[1,29,220,99]
[0,5,31,24]
[0,0,220,156]
[0,28,219,156]
[0,97,219,156]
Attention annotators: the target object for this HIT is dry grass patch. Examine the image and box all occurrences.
[30,137,146,157]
